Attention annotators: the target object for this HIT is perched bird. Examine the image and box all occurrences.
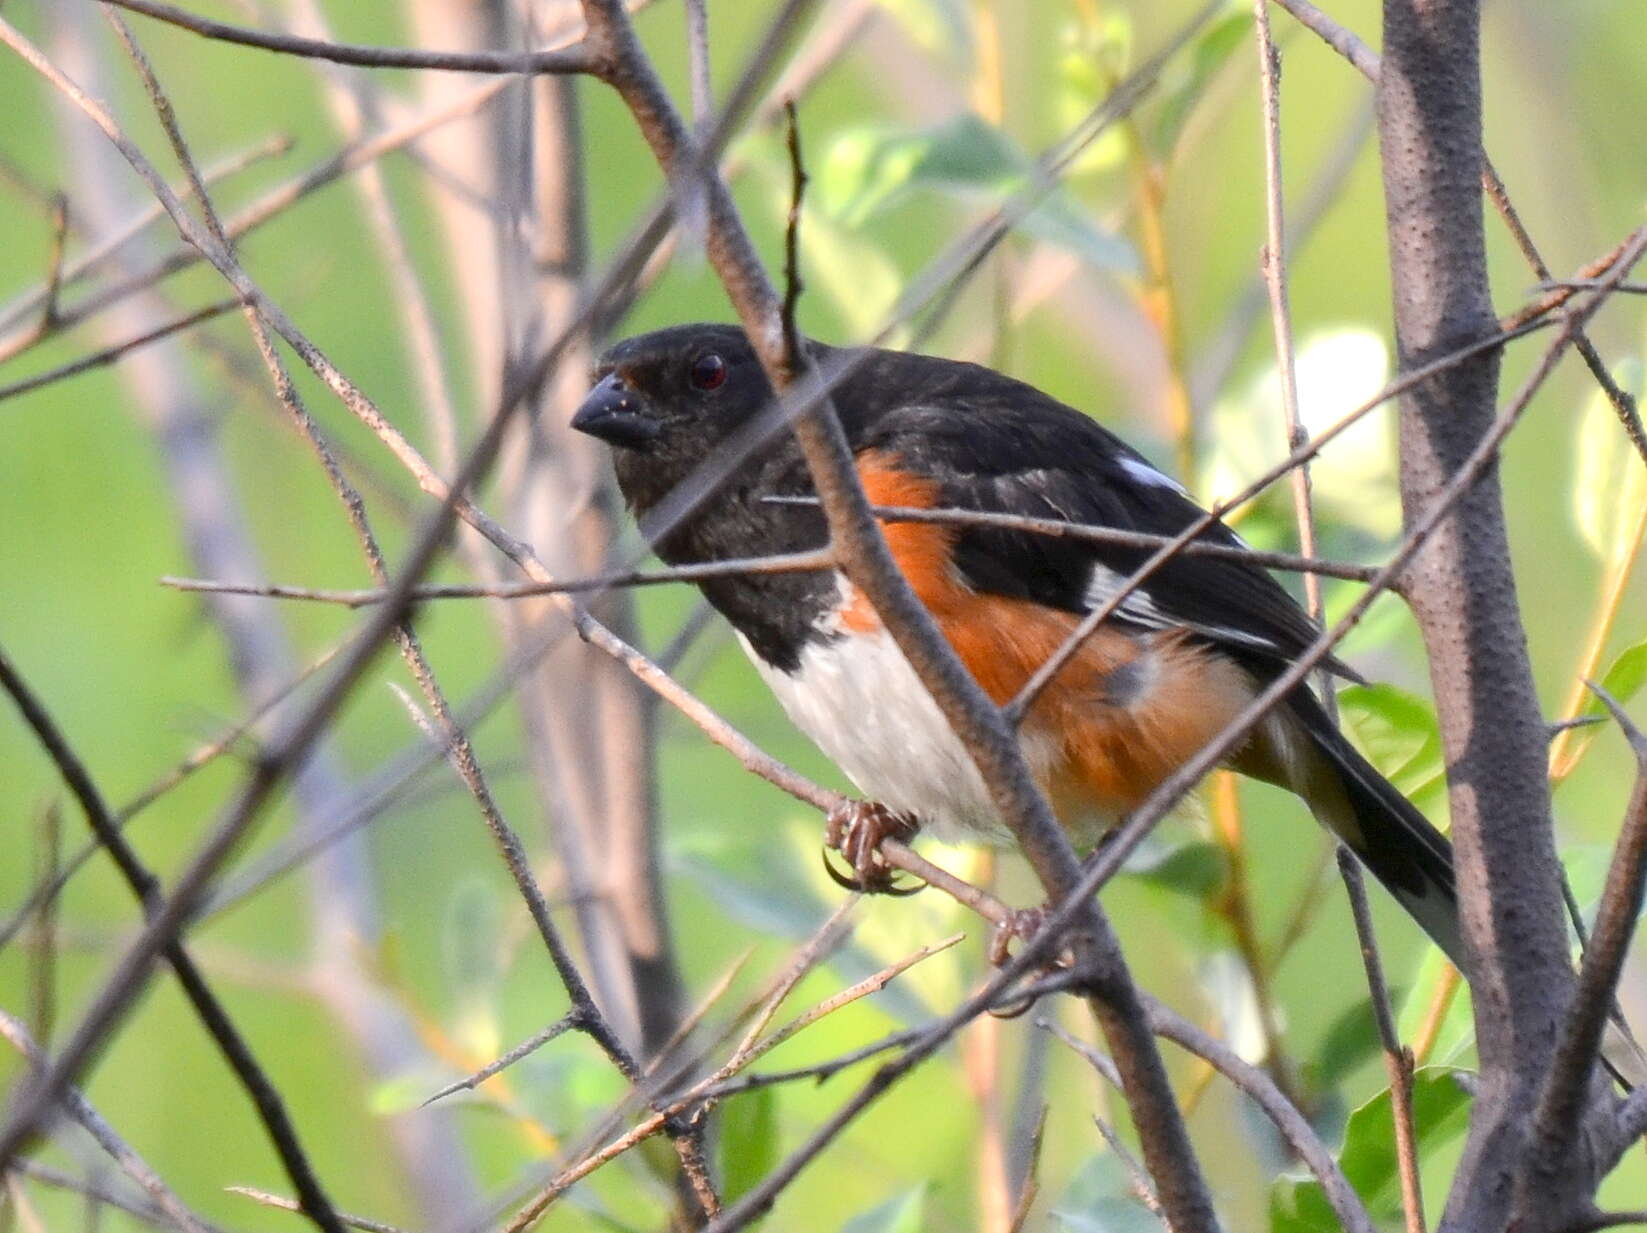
[572,322,1463,966]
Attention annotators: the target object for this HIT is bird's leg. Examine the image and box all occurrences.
[821,800,922,896]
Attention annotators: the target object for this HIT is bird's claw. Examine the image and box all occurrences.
[987,905,1052,968]
[986,905,1065,1018]
[821,800,922,896]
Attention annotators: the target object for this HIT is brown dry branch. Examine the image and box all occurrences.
[497,932,963,1230]
[51,16,1238,1224]
[0,295,240,403]
[1002,310,1557,727]
[8,1160,202,1233]
[158,547,836,607]
[1376,3,1611,1227]
[0,1010,213,1233]
[1532,684,1647,1183]
[767,499,1381,580]
[984,229,1647,1099]
[1339,849,1429,1233]
[1043,1007,1375,1233]
[224,1189,407,1233]
[0,8,588,1181]
[102,0,592,74]
[419,1014,581,1110]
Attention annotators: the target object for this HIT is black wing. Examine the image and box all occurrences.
[848,378,1353,682]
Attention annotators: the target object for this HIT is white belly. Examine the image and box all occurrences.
[739,622,1062,845]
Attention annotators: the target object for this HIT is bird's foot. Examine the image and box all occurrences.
[987,904,1069,1018]
[987,905,1052,968]
[822,800,922,896]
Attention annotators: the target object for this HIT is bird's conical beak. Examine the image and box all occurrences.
[571,371,660,449]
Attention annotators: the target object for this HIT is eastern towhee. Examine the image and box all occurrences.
[572,323,1463,967]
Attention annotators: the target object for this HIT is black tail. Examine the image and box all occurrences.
[1292,713,1466,969]
[1282,696,1646,1088]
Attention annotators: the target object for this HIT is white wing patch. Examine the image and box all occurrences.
[1083,563,1279,654]
[1117,455,1187,495]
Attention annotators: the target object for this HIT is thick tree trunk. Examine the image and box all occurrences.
[1375,1,1596,1226]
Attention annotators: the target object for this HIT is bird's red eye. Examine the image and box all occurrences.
[689,353,727,392]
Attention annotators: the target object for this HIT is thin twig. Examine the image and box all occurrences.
[995,229,1647,1074]
[224,1190,408,1233]
[0,78,514,366]
[0,133,289,339]
[0,1009,214,1233]
[0,637,342,955]
[780,98,805,356]
[763,498,1380,581]
[1001,312,1558,727]
[1338,850,1427,1233]
[1141,996,1377,1233]
[0,11,568,1178]
[7,1160,194,1233]
[0,640,345,1233]
[420,1014,581,1108]
[1538,683,1647,1172]
[0,297,240,404]
[1093,1116,1164,1220]
[158,548,835,606]
[101,0,592,74]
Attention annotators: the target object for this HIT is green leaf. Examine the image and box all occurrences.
[1271,1068,1471,1230]
[1588,640,1647,716]
[1338,683,1445,805]
[840,1185,927,1233]
[719,1088,779,1203]
[1573,358,1647,564]
[1123,838,1227,901]
[1150,11,1253,155]
[818,116,1021,226]
[1395,948,1473,1066]
[1053,1153,1163,1233]
[1313,995,1394,1087]
[815,115,1136,272]
[1055,12,1133,178]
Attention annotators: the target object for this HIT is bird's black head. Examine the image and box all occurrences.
[573,323,777,515]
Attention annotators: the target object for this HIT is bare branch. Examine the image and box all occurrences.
[766,498,1381,580]
[224,1189,408,1233]
[100,0,593,74]
[0,78,514,366]
[1540,682,1647,1173]
[1002,313,1556,727]
[1338,850,1428,1233]
[0,133,289,340]
[0,296,240,404]
[158,547,835,606]
[420,1013,581,1108]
